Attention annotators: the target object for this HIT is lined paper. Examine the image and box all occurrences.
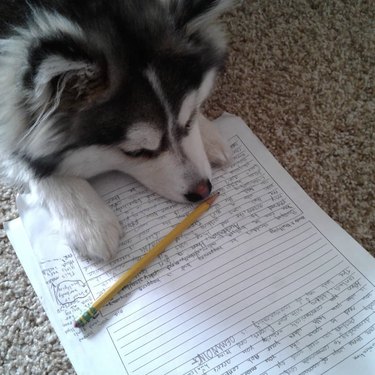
[5,113,375,375]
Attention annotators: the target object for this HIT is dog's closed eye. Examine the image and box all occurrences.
[122,148,157,158]
[185,116,194,130]
[181,108,197,132]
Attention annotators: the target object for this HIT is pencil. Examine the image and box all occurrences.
[74,191,220,328]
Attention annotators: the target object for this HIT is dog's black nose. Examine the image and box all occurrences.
[184,179,212,202]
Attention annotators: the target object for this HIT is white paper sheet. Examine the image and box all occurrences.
[5,113,375,375]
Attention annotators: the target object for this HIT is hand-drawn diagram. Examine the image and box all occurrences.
[52,279,90,305]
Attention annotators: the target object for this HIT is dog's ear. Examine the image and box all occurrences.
[168,0,234,32]
[24,38,110,113]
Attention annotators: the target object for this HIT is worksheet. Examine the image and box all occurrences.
[6,113,375,375]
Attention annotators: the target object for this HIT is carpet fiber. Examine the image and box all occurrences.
[1,1,374,373]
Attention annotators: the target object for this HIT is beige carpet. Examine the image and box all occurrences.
[1,1,374,373]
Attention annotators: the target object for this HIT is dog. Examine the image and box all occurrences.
[0,0,233,260]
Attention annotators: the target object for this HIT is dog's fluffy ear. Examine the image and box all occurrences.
[24,38,110,113]
[168,0,234,31]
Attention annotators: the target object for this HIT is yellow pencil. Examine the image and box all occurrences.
[74,192,220,328]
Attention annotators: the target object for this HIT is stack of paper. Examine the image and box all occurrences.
[5,113,375,375]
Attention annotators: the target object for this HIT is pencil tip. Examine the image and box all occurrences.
[205,191,220,205]
[73,320,82,328]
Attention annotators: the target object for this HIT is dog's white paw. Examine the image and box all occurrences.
[206,135,232,169]
[58,206,122,261]
[198,113,232,169]
[32,176,122,261]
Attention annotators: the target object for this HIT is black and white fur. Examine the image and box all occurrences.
[0,0,233,260]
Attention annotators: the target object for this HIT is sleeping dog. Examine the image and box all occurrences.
[0,0,233,260]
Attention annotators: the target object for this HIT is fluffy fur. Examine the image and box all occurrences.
[0,0,233,259]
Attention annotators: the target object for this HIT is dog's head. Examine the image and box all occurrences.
[0,0,233,202]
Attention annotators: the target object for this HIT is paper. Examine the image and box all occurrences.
[5,113,375,375]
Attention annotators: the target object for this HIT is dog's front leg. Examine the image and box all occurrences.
[30,176,121,260]
[198,113,232,168]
